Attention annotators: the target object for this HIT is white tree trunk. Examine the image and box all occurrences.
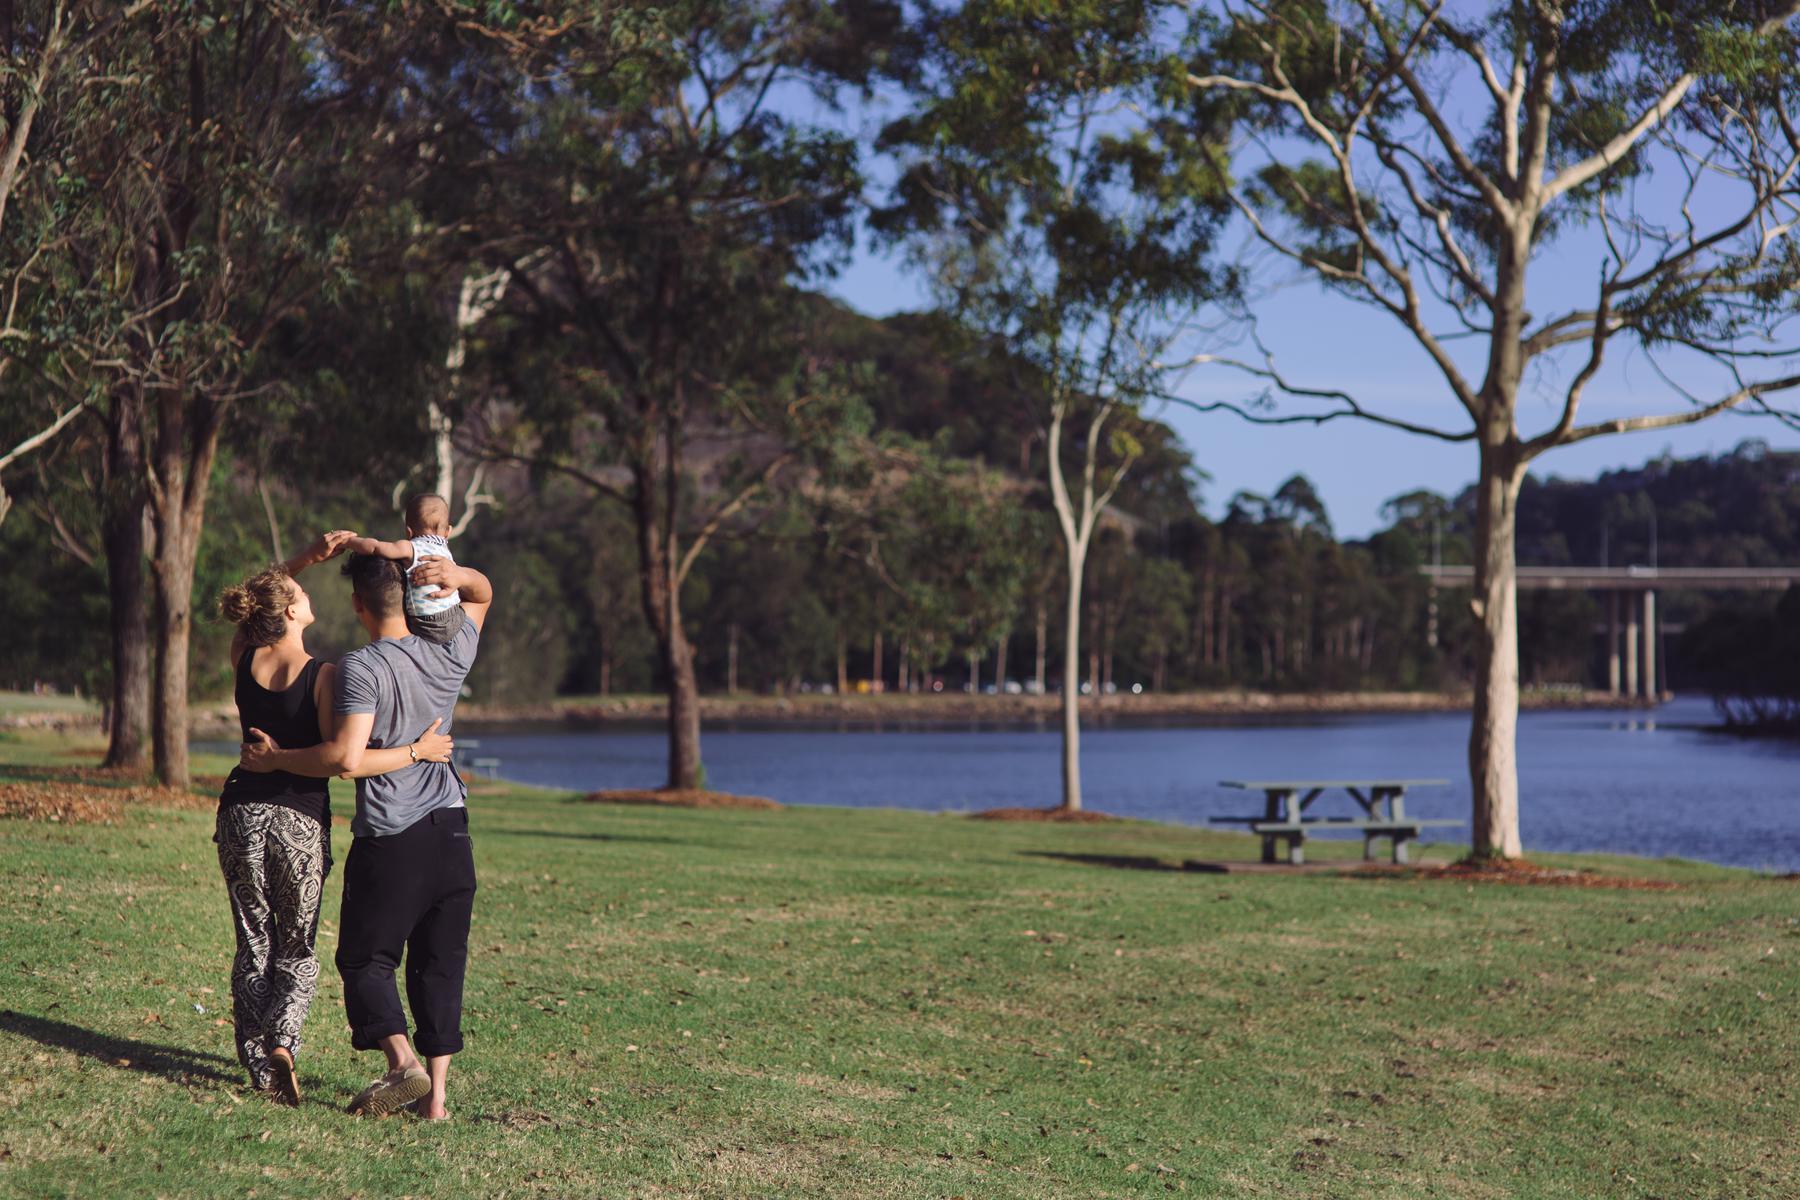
[1468,447,1526,858]
[411,266,513,536]
[1058,541,1086,811]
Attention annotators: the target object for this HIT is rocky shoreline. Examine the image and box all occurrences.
[451,687,1649,728]
[6,686,1656,738]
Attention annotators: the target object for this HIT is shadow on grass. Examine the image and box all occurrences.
[1024,851,1201,873]
[0,1009,238,1085]
[480,829,688,846]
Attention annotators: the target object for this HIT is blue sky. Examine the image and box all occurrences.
[798,12,1800,543]
[823,239,1800,540]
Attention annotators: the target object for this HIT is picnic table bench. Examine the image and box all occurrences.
[1209,779,1461,866]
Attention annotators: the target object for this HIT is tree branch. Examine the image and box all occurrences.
[675,451,792,587]
[0,400,87,473]
[1552,374,1800,449]
[1543,2,1800,203]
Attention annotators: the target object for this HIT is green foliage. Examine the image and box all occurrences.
[883,452,1031,669]
[876,0,1232,417]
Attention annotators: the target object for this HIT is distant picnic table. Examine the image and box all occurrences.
[1209,778,1461,866]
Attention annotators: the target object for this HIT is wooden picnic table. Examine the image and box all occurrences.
[1209,778,1461,866]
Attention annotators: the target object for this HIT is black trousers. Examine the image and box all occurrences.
[336,806,476,1057]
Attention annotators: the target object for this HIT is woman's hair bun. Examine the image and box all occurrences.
[218,567,294,647]
[219,584,255,624]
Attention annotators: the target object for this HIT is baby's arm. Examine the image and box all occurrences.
[343,535,417,561]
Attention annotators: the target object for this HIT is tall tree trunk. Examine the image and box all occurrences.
[1196,567,1214,670]
[898,638,909,693]
[599,645,612,696]
[1033,598,1047,695]
[148,498,203,787]
[146,395,224,787]
[727,621,740,696]
[993,633,1007,694]
[871,629,883,693]
[1218,585,1233,679]
[665,615,702,789]
[967,649,979,695]
[101,395,149,770]
[1058,540,1086,810]
[634,461,702,791]
[1468,441,1526,858]
[835,628,848,694]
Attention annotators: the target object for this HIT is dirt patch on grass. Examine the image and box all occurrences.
[0,776,219,823]
[970,806,1123,823]
[136,785,218,812]
[1412,858,1679,891]
[0,782,123,824]
[579,788,782,811]
[790,1072,904,1101]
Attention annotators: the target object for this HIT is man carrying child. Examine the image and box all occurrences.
[241,494,492,1119]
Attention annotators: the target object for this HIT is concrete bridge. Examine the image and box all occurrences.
[1420,565,1800,700]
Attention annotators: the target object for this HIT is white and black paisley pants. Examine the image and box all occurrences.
[215,803,332,1090]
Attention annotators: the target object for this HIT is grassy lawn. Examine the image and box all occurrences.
[1,728,1796,1198]
[0,691,96,717]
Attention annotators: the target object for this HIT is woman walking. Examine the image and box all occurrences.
[215,531,451,1104]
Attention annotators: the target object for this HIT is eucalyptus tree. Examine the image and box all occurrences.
[0,2,158,497]
[32,2,435,784]
[476,2,909,789]
[0,2,165,763]
[1178,0,1800,855]
[878,1,1230,810]
[875,454,1030,694]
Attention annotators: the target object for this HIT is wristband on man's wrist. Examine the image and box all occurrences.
[408,743,420,763]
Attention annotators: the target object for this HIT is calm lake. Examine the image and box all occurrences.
[449,695,1800,873]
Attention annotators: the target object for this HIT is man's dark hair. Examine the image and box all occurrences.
[341,552,406,617]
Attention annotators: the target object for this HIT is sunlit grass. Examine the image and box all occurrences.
[0,730,1795,1198]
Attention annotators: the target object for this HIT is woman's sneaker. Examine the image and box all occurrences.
[347,1065,430,1117]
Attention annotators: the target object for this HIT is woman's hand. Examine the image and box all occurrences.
[240,727,281,773]
[286,529,358,575]
[313,529,358,562]
[412,718,453,764]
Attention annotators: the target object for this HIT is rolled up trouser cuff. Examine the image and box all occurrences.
[413,1031,464,1057]
[349,1019,410,1052]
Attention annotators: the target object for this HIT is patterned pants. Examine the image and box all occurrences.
[215,804,331,1090]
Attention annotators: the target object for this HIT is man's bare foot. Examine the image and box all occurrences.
[405,1096,451,1121]
[268,1047,301,1107]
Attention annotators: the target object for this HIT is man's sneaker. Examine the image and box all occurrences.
[268,1048,302,1107]
[347,1065,431,1117]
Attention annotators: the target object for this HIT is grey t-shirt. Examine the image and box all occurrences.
[335,619,480,837]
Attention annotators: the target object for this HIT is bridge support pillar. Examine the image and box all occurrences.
[1642,589,1657,702]
[1624,595,1640,698]
[1606,591,1621,695]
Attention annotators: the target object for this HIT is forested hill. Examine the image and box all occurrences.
[1514,440,1800,569]
[4,291,1797,705]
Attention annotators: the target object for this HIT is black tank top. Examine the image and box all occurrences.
[218,649,331,826]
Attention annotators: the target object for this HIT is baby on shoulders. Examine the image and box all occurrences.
[345,493,467,644]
